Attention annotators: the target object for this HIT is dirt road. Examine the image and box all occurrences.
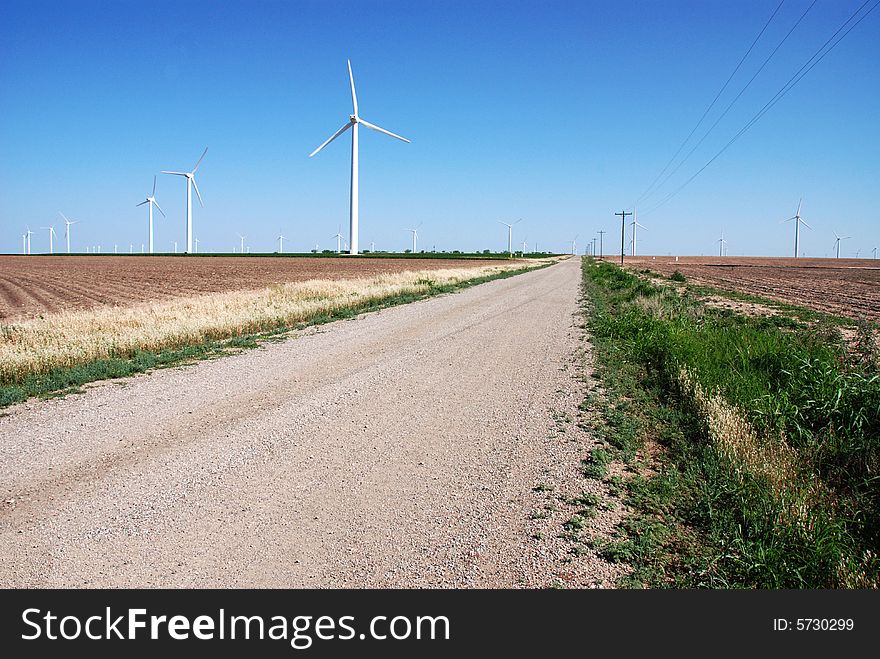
[0,257,615,587]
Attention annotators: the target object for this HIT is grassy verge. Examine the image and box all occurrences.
[580,258,880,588]
[0,262,548,408]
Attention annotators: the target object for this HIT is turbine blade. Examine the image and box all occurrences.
[136,200,149,207]
[162,171,188,176]
[348,60,358,116]
[800,219,811,230]
[309,121,353,157]
[58,211,69,222]
[192,177,204,207]
[153,200,166,217]
[357,118,411,143]
[796,198,802,216]
[152,175,157,196]
[192,147,208,173]
[497,220,510,227]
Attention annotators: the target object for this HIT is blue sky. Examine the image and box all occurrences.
[1,0,877,256]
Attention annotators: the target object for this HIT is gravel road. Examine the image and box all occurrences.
[0,257,621,587]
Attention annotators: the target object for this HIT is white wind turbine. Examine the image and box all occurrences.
[41,225,57,254]
[59,212,80,254]
[521,237,528,256]
[136,175,165,254]
[498,219,521,256]
[782,199,811,258]
[194,237,200,253]
[571,234,579,255]
[832,231,851,259]
[278,231,285,254]
[309,60,411,255]
[25,226,33,255]
[331,227,343,254]
[404,222,422,253]
[630,211,647,256]
[237,233,246,254]
[718,230,727,257]
[162,147,207,254]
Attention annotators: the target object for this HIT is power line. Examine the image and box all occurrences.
[633,0,786,208]
[640,0,817,208]
[641,0,879,217]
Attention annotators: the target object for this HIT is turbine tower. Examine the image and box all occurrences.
[331,227,343,254]
[309,60,411,255]
[832,231,851,259]
[278,232,285,254]
[630,211,647,256]
[718,231,727,257]
[237,233,246,254]
[162,147,207,254]
[59,212,79,254]
[41,225,57,254]
[782,199,811,258]
[25,226,33,255]
[136,175,165,254]
[405,223,422,253]
[571,233,579,255]
[498,219,521,256]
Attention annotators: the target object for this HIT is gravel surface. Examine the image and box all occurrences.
[0,257,622,588]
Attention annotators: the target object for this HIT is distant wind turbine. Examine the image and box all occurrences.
[873,246,877,260]
[309,60,411,255]
[498,219,522,256]
[162,147,207,254]
[278,232,285,254]
[630,210,647,256]
[571,233,579,255]
[405,223,422,253]
[782,199,811,258]
[40,225,57,254]
[370,240,376,252]
[331,227,343,254]
[136,175,165,254]
[25,226,33,255]
[521,237,528,256]
[236,233,247,254]
[718,230,727,257]
[59,212,79,254]
[194,237,200,253]
[832,231,851,259]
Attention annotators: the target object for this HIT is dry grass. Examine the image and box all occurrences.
[0,262,544,383]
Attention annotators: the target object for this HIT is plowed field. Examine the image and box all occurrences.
[620,256,880,321]
[0,256,504,321]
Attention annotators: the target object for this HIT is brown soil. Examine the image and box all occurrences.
[618,256,880,321]
[0,256,509,321]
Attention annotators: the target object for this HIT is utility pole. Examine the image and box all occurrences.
[614,210,632,265]
[597,230,606,259]
[592,237,597,257]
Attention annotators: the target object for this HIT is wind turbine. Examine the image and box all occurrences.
[278,231,285,254]
[309,60,411,255]
[370,240,376,252]
[872,246,877,260]
[832,231,851,259]
[194,237,200,253]
[521,237,528,256]
[404,222,422,253]
[498,219,521,256]
[571,233,579,255]
[782,199,811,258]
[331,227,343,254]
[162,147,207,254]
[59,212,80,254]
[718,230,727,257]
[237,233,246,254]
[41,225,57,254]
[136,175,165,254]
[630,210,647,256]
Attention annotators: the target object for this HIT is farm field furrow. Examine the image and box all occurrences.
[620,256,880,321]
[0,256,513,321]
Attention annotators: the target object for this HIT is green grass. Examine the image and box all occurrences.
[581,257,880,588]
[0,263,546,408]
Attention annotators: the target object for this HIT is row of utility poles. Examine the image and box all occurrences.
[582,210,644,264]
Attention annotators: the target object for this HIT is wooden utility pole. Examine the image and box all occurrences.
[597,230,606,259]
[614,210,632,265]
